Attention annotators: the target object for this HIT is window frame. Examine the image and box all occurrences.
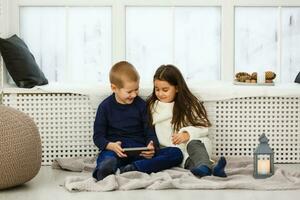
[1,0,300,88]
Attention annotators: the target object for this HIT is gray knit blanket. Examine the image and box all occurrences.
[52,157,300,191]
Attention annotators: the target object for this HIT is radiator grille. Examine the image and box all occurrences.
[3,94,300,164]
[3,93,98,165]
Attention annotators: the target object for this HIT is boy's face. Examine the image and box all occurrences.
[111,81,139,104]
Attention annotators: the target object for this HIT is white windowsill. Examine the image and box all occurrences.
[2,81,300,101]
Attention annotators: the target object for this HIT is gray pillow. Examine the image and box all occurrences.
[0,34,48,88]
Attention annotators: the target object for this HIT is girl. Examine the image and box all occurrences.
[147,64,227,177]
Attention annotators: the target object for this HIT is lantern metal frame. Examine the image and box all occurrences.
[253,133,274,179]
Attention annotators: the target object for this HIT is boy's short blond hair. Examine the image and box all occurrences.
[109,61,140,88]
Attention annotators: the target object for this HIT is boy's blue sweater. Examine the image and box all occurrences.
[93,93,159,151]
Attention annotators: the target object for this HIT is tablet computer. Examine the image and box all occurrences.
[123,147,150,156]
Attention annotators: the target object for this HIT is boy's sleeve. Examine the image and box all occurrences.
[93,105,109,150]
[146,124,160,150]
[142,106,160,150]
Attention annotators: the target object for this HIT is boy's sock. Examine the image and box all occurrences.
[212,156,227,177]
[120,164,137,174]
[94,157,117,181]
[190,165,212,177]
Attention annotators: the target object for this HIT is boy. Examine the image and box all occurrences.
[92,61,183,181]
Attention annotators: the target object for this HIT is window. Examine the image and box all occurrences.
[20,6,112,83]
[282,7,300,82]
[235,7,278,75]
[126,7,221,83]
[2,1,300,86]
[235,6,300,82]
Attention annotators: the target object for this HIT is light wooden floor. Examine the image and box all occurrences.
[1,165,300,200]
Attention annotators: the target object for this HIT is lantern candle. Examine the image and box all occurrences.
[257,160,270,175]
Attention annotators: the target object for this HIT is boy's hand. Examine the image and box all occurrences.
[140,140,155,159]
[106,141,127,158]
[172,131,190,145]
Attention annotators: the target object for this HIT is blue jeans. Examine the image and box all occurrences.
[93,147,183,178]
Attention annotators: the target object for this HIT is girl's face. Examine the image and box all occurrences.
[154,79,177,103]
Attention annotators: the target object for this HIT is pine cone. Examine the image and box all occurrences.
[251,72,257,80]
[239,75,251,82]
[265,71,276,80]
[235,72,251,82]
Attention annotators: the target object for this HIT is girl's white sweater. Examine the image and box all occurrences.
[152,100,212,167]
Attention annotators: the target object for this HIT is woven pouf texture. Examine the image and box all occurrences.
[0,105,41,190]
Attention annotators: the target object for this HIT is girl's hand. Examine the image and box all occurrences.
[172,131,190,145]
[106,141,127,158]
[140,140,155,159]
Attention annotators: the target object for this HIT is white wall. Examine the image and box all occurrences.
[0,0,9,41]
[0,0,10,89]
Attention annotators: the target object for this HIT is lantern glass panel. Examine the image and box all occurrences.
[256,154,271,175]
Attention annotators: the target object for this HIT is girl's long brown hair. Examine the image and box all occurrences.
[147,64,211,132]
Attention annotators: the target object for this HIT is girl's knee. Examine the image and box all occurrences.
[187,140,205,154]
[187,140,202,147]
